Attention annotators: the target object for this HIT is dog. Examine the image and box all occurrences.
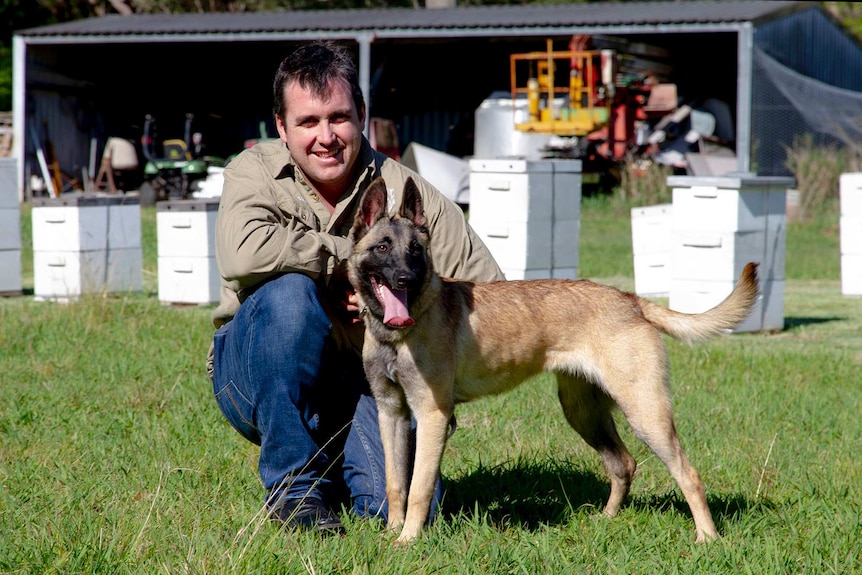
[347,176,759,545]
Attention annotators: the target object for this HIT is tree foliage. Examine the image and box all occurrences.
[824,1,862,41]
[21,0,422,16]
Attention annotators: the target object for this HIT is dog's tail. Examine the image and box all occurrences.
[637,262,760,344]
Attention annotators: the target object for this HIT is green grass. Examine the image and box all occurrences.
[1,198,860,574]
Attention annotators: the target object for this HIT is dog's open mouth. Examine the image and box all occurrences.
[371,276,415,328]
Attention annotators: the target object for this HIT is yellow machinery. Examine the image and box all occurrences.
[510,39,613,136]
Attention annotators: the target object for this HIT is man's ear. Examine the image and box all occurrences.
[275,114,288,143]
[351,177,388,242]
[400,177,426,228]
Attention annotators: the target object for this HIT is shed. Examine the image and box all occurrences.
[11,0,862,199]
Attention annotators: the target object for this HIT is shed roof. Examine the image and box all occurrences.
[16,1,811,41]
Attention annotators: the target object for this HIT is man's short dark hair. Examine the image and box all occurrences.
[273,41,365,120]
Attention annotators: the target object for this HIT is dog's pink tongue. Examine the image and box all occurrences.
[380,284,414,327]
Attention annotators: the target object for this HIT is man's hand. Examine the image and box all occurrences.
[329,269,362,324]
[341,288,362,324]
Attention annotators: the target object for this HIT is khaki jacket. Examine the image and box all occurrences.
[207,138,503,373]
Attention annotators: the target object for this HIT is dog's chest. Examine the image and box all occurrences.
[365,340,418,389]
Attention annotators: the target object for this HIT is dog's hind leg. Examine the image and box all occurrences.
[604,364,719,543]
[556,372,637,517]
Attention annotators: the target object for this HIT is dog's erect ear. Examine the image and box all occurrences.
[400,177,427,228]
[352,177,389,241]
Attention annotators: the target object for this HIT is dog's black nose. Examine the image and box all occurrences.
[395,274,414,289]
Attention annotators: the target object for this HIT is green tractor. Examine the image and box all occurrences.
[139,113,225,202]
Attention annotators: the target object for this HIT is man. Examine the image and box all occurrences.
[207,40,503,534]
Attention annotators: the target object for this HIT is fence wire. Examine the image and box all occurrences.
[753,46,862,176]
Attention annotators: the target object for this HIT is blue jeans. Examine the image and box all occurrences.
[211,273,439,521]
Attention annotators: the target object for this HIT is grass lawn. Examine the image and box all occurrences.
[0,196,859,574]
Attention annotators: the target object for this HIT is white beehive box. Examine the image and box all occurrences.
[0,207,21,251]
[469,158,581,280]
[671,185,785,232]
[667,175,793,332]
[632,251,671,297]
[1,158,22,295]
[33,248,143,300]
[672,228,787,282]
[631,203,672,296]
[32,194,141,252]
[840,216,862,256]
[0,248,22,294]
[0,204,21,295]
[840,173,862,216]
[156,199,220,304]
[841,255,862,295]
[158,256,220,304]
[476,220,552,270]
[32,194,142,301]
[839,173,862,296]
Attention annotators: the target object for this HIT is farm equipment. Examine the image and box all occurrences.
[510,37,613,139]
[508,36,677,186]
[140,113,225,201]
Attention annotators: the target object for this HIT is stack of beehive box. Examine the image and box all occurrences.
[32,194,142,301]
[667,175,792,333]
[468,158,581,280]
[630,203,673,296]
[840,173,862,296]
[0,158,21,295]
[157,198,220,304]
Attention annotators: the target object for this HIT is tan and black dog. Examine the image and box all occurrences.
[348,176,759,545]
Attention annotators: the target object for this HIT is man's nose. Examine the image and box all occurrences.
[317,121,336,144]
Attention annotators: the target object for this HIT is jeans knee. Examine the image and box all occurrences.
[247,273,331,348]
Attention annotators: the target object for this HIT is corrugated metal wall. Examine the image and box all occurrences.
[29,89,101,193]
[752,7,862,175]
[755,7,862,91]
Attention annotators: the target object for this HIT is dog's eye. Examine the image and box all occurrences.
[376,244,389,254]
[409,240,423,255]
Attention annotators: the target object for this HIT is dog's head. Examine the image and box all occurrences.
[348,177,431,328]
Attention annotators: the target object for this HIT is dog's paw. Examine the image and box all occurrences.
[695,529,720,543]
[393,532,418,547]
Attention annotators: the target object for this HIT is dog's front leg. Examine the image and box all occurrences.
[395,405,451,545]
[376,394,412,534]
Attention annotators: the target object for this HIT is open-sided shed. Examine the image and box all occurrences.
[11,0,862,199]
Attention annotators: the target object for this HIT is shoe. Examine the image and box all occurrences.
[269,496,344,535]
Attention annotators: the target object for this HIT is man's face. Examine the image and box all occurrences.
[275,77,365,199]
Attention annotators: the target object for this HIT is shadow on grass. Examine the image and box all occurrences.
[782,316,844,330]
[626,491,778,533]
[442,459,608,529]
[443,459,778,533]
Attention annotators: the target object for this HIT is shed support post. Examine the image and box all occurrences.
[736,22,753,174]
[12,35,26,202]
[356,33,375,140]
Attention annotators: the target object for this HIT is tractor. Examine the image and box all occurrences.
[139,113,225,202]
